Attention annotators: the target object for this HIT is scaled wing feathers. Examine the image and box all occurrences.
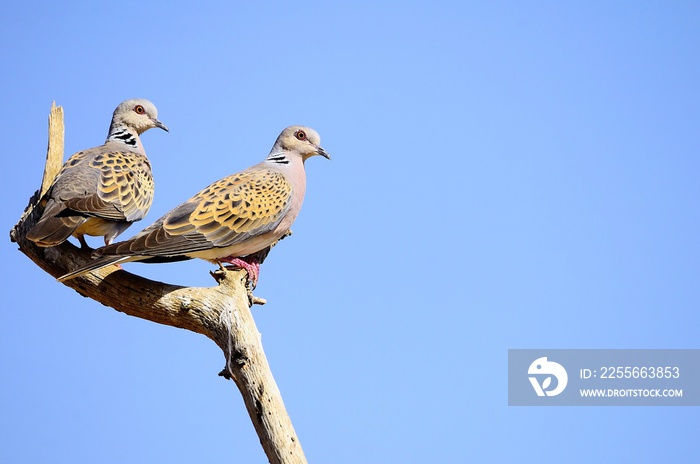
[98,168,293,258]
[56,149,154,222]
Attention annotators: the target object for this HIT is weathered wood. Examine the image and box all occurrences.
[41,101,64,197]
[10,103,307,464]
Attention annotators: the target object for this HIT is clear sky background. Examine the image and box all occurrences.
[2,1,699,462]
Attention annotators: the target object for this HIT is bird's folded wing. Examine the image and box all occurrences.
[100,168,293,257]
[56,149,154,222]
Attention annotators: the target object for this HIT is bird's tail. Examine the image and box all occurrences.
[57,255,135,282]
[26,216,83,247]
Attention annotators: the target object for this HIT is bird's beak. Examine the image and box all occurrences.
[153,118,169,132]
[316,145,331,160]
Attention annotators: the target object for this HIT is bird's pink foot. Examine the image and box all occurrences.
[219,256,261,289]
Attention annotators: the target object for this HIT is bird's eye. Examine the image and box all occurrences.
[295,130,307,141]
[134,105,145,114]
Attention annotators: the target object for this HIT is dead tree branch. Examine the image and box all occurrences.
[10,103,307,464]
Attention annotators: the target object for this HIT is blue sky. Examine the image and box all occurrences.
[2,1,699,462]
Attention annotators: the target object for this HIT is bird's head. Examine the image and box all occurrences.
[277,125,331,162]
[112,99,169,135]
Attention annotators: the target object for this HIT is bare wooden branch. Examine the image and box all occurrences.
[40,101,65,197]
[10,104,307,464]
